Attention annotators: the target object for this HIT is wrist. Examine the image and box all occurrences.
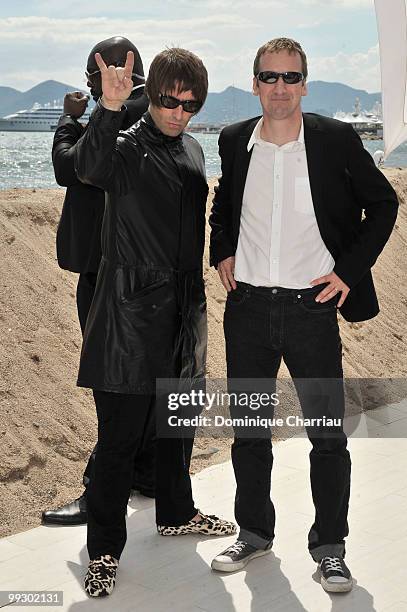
[100,96,123,112]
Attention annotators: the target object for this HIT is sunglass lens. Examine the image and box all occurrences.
[160,95,178,109]
[284,72,302,84]
[258,72,276,83]
[183,101,201,113]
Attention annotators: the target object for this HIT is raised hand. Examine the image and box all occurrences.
[63,91,89,118]
[95,50,134,111]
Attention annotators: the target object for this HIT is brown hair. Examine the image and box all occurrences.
[145,47,208,108]
[253,37,308,80]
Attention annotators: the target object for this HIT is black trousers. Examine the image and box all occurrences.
[87,390,197,560]
[76,272,156,492]
[224,282,351,562]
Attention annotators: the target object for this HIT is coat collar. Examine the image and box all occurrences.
[140,111,183,146]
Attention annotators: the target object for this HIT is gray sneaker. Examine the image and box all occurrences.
[211,539,271,572]
[319,556,353,592]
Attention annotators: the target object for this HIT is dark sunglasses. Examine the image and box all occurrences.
[159,93,202,114]
[256,71,304,85]
[85,66,145,81]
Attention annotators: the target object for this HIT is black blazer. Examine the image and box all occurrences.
[52,92,149,274]
[209,113,399,323]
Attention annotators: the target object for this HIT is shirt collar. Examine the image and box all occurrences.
[247,116,304,152]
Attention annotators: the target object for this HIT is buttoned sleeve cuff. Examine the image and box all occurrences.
[209,242,235,268]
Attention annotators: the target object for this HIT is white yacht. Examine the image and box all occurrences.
[334,98,383,128]
[0,103,91,132]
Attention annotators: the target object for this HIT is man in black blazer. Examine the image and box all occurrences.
[209,37,398,592]
[42,37,154,526]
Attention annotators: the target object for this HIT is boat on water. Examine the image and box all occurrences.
[0,102,91,132]
[333,98,383,135]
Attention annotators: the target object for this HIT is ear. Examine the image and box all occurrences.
[252,75,259,97]
[301,80,308,97]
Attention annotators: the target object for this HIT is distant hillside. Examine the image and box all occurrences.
[0,79,381,123]
[302,81,381,117]
[0,80,84,117]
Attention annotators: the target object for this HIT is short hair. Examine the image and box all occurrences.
[253,37,308,80]
[145,47,208,107]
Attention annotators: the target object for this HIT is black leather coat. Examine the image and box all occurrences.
[52,92,149,273]
[74,104,209,393]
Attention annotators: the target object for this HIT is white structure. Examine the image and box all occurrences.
[375,0,407,159]
[334,98,383,131]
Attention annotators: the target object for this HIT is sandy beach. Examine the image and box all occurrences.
[0,171,406,538]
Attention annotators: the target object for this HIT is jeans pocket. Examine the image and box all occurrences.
[226,287,249,307]
[299,295,339,314]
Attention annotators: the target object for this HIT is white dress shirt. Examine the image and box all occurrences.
[234,118,335,289]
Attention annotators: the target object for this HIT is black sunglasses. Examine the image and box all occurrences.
[256,71,304,85]
[159,93,202,114]
[85,65,145,81]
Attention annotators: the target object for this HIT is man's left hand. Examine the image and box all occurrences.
[310,272,350,308]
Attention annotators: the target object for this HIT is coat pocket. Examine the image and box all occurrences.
[119,278,169,306]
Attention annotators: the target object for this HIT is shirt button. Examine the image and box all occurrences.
[272,288,278,294]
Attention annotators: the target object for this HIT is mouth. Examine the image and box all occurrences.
[168,122,182,129]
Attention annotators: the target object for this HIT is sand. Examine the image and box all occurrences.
[0,170,406,538]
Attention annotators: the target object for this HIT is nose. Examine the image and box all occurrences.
[274,75,287,92]
[173,104,184,120]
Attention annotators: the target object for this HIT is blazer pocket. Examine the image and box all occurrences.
[294,177,315,215]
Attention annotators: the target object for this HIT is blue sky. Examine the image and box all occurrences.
[0,0,381,92]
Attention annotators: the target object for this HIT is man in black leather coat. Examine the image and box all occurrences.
[76,47,236,598]
[42,37,155,527]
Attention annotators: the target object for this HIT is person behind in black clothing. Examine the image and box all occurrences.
[42,37,154,528]
[76,46,236,598]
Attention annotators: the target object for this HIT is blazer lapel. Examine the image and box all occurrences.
[232,120,257,240]
[303,113,328,240]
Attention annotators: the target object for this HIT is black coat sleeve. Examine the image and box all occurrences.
[75,101,129,193]
[208,128,237,268]
[52,116,84,186]
[333,124,399,288]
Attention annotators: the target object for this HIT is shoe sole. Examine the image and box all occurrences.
[41,517,87,526]
[157,529,237,537]
[321,577,353,593]
[211,547,271,572]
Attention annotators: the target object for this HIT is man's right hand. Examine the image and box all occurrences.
[63,92,89,118]
[217,256,237,292]
[95,50,134,112]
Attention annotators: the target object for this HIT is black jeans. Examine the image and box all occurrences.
[77,272,156,493]
[87,390,197,561]
[224,282,351,562]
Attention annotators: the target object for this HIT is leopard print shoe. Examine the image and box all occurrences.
[84,554,119,597]
[157,510,237,536]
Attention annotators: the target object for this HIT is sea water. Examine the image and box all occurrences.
[0,131,406,190]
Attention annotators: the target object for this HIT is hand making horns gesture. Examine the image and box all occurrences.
[95,50,134,110]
